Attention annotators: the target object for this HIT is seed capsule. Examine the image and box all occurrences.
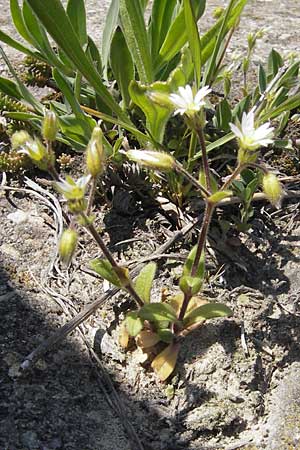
[42,111,58,142]
[262,172,284,208]
[59,229,78,266]
[86,126,105,177]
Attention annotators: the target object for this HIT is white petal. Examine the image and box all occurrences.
[169,93,188,108]
[195,86,211,103]
[229,123,244,140]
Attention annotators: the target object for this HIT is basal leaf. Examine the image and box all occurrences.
[183,302,233,326]
[102,0,120,78]
[125,311,144,337]
[10,0,35,45]
[151,343,180,381]
[148,0,177,61]
[139,303,177,322]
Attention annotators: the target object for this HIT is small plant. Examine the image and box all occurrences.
[13,79,284,379]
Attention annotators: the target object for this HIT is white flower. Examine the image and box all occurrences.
[230,111,274,151]
[55,175,91,200]
[126,149,175,171]
[169,85,212,116]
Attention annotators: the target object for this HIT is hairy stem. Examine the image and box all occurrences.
[86,176,97,216]
[80,212,144,307]
[221,163,245,191]
[174,162,210,197]
[195,126,211,193]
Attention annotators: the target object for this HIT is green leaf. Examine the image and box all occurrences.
[134,262,157,304]
[183,0,202,87]
[0,76,21,99]
[125,311,144,337]
[179,275,203,296]
[0,46,43,114]
[268,48,284,77]
[119,0,153,84]
[102,0,120,77]
[110,28,134,109]
[58,114,95,145]
[182,245,205,281]
[10,0,35,45]
[22,1,70,74]
[129,80,173,143]
[157,329,174,344]
[201,0,247,74]
[208,190,232,204]
[66,0,87,47]
[139,303,177,322]
[148,0,177,62]
[0,29,42,60]
[90,258,122,287]
[258,63,267,94]
[26,0,129,122]
[204,0,239,85]
[261,93,300,121]
[53,69,87,121]
[214,99,232,132]
[183,302,233,326]
[86,36,102,73]
[157,0,206,68]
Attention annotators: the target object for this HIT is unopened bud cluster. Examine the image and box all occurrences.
[86,125,105,177]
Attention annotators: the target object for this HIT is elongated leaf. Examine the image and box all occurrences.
[268,48,284,77]
[184,302,233,326]
[192,132,235,160]
[134,262,157,304]
[10,0,35,45]
[102,0,119,77]
[53,69,86,120]
[201,0,247,71]
[261,93,300,121]
[204,0,237,85]
[0,29,42,59]
[183,245,205,280]
[119,0,153,83]
[183,0,202,87]
[90,258,122,287]
[26,0,129,122]
[86,36,102,73]
[58,115,94,145]
[214,99,232,132]
[125,312,143,337]
[258,64,267,94]
[151,343,180,381]
[66,0,87,47]
[23,1,70,74]
[139,303,177,322]
[0,46,43,113]
[0,76,21,99]
[110,28,134,109]
[3,112,41,121]
[149,0,177,61]
[80,105,150,144]
[157,0,206,68]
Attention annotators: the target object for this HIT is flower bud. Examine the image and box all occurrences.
[213,7,224,19]
[126,150,175,172]
[148,91,174,109]
[86,126,105,177]
[262,172,284,208]
[59,229,78,266]
[11,130,31,149]
[18,138,54,171]
[42,111,58,141]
